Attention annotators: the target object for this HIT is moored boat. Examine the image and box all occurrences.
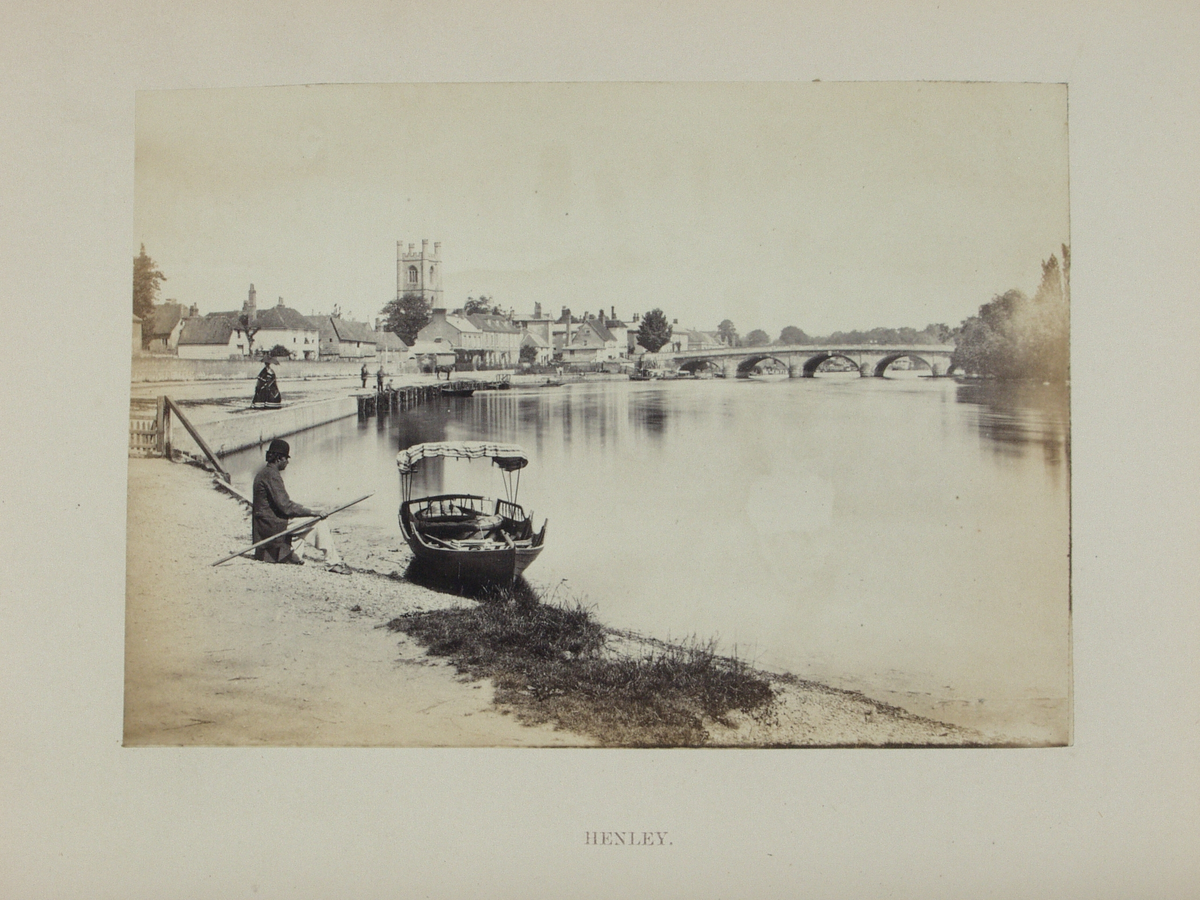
[396,441,547,584]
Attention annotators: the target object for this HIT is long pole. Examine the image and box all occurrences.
[210,493,373,566]
[164,395,230,482]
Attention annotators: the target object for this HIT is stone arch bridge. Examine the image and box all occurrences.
[665,344,957,378]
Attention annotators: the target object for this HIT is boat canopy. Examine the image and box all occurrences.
[396,441,529,475]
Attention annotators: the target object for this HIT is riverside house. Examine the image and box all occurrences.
[177,316,250,359]
[179,285,319,359]
[415,308,483,366]
[561,313,626,362]
[142,301,195,352]
[464,312,523,367]
[313,315,378,359]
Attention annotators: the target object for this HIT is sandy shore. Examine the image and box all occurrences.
[125,457,985,747]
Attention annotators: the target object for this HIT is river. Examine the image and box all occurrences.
[223,373,1071,744]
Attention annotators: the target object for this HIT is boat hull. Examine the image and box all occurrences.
[399,494,546,585]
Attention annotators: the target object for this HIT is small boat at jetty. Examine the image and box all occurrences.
[397,441,548,584]
[440,383,476,397]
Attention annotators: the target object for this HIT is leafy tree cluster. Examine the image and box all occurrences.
[637,308,673,352]
[713,320,950,348]
[744,329,771,347]
[381,292,432,345]
[133,244,166,319]
[821,324,952,345]
[952,247,1069,381]
[778,325,810,345]
[464,295,505,316]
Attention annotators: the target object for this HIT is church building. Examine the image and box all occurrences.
[397,239,443,307]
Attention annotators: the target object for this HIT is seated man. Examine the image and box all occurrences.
[252,439,343,568]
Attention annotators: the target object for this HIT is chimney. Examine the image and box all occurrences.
[598,308,604,321]
[278,296,285,308]
[242,284,257,325]
[534,302,542,319]
[433,241,441,256]
[189,303,198,317]
[611,306,616,320]
[375,317,381,331]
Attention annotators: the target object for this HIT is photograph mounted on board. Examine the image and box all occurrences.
[125,82,1070,747]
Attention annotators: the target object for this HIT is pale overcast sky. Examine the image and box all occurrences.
[135,82,1068,336]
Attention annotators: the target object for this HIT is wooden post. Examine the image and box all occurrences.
[163,396,230,482]
[156,396,167,456]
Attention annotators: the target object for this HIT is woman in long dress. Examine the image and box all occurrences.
[252,355,282,408]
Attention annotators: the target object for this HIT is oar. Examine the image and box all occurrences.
[211,493,373,566]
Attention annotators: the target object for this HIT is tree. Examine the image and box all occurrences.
[951,250,1069,380]
[239,313,261,357]
[637,308,673,353]
[717,319,738,347]
[519,344,538,365]
[133,244,166,319]
[381,292,431,345]
[779,325,809,345]
[744,329,771,347]
[920,323,954,344]
[464,295,501,316]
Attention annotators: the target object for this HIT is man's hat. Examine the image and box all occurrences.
[267,439,290,458]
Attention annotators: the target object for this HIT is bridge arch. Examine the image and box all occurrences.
[871,352,935,377]
[801,352,860,377]
[736,354,790,377]
[678,358,721,375]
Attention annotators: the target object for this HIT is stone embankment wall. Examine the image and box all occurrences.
[171,397,360,457]
[132,356,416,383]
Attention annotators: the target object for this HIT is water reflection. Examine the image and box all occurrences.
[221,375,1070,741]
[955,380,1070,472]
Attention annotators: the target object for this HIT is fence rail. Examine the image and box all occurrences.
[129,417,159,455]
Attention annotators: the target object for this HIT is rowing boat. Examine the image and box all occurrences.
[396,441,547,584]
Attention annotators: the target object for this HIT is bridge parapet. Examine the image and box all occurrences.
[664,344,955,378]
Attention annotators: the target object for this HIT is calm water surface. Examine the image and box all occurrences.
[224,374,1070,742]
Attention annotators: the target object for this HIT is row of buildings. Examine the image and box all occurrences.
[136,286,398,362]
[133,239,730,367]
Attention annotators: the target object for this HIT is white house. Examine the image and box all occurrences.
[520,330,551,365]
[177,316,250,359]
[204,285,319,359]
[464,313,523,367]
[562,315,624,362]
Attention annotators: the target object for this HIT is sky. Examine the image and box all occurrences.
[135,82,1068,336]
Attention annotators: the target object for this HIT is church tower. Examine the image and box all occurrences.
[397,240,443,307]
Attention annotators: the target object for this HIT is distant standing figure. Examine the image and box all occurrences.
[253,356,282,409]
[376,366,384,392]
[252,439,342,567]
[360,363,368,388]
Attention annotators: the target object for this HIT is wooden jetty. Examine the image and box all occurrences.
[356,381,480,418]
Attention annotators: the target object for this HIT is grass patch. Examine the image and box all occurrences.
[386,588,774,746]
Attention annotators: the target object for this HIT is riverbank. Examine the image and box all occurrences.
[125,457,985,746]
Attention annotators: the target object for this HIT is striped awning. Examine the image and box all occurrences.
[396,441,529,474]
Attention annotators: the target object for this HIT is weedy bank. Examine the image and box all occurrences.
[385,583,774,746]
